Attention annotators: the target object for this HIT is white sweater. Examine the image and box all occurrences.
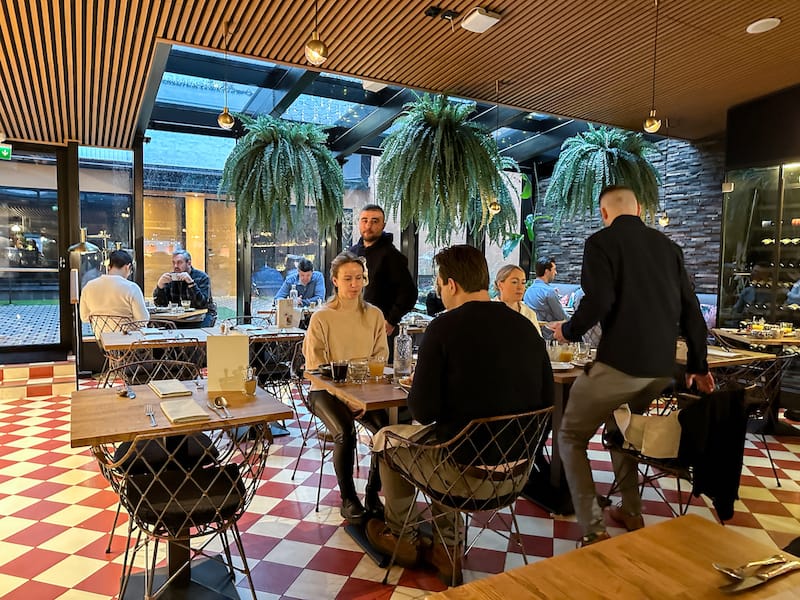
[79,274,149,332]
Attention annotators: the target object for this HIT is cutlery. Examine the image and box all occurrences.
[117,384,136,398]
[206,400,225,418]
[213,396,233,418]
[719,560,800,593]
[713,554,785,579]
[144,404,157,427]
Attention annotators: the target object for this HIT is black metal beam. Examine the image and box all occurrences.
[502,120,587,163]
[166,48,277,87]
[136,42,172,139]
[469,105,529,131]
[148,103,240,138]
[331,89,416,158]
[242,69,319,118]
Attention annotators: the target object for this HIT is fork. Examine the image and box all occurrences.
[144,404,157,427]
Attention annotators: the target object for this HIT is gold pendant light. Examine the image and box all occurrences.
[305,0,329,66]
[487,79,503,217]
[217,21,235,130]
[643,0,662,133]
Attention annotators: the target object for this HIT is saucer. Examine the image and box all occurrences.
[550,361,574,371]
[571,359,592,367]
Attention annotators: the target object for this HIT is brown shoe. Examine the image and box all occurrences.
[578,530,611,547]
[423,542,463,587]
[605,504,644,532]
[365,518,419,568]
[317,428,335,443]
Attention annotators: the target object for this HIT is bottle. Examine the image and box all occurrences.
[289,284,299,307]
[393,323,412,380]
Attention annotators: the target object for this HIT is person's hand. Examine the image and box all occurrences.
[156,272,173,288]
[548,321,567,342]
[686,372,715,394]
[385,321,396,336]
[175,272,193,284]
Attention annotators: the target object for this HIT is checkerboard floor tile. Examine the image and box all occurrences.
[0,370,798,599]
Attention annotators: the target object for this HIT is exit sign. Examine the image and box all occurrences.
[0,144,11,160]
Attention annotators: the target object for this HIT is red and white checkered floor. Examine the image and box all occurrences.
[0,373,798,599]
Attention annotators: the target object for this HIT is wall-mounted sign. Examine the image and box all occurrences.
[0,143,11,160]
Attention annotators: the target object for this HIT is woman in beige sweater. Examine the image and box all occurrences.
[303,251,389,524]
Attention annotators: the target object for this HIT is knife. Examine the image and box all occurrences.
[719,560,800,593]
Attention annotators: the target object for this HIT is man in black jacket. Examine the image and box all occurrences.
[552,185,714,546]
[349,205,417,353]
[153,250,217,327]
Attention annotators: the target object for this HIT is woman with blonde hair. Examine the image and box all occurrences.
[494,264,542,335]
[303,251,389,524]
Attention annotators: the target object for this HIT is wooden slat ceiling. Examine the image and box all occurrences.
[1,0,799,149]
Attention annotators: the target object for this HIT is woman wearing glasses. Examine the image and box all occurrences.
[303,251,389,524]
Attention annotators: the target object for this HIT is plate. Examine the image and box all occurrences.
[550,361,574,371]
[571,359,592,368]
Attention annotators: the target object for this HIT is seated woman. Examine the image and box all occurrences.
[303,251,390,524]
[494,264,542,335]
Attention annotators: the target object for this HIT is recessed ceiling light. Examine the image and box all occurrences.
[746,17,781,34]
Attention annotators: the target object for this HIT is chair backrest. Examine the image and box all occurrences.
[89,314,135,347]
[383,407,552,513]
[114,337,204,368]
[126,318,177,331]
[222,315,273,329]
[105,359,200,386]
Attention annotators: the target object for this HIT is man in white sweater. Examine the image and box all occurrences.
[79,250,149,334]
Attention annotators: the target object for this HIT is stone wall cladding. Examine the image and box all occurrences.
[532,137,724,294]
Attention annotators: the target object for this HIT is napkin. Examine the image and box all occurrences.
[159,398,210,424]
[148,379,193,398]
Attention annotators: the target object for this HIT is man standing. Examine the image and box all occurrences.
[552,185,714,546]
[274,258,326,306]
[366,245,553,584]
[349,204,417,344]
[80,250,149,333]
[154,249,217,327]
[523,256,568,337]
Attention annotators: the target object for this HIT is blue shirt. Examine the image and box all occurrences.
[523,279,568,327]
[275,270,326,306]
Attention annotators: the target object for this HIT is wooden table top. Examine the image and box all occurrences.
[304,370,408,413]
[70,384,292,448]
[100,328,209,350]
[713,327,800,347]
[148,307,208,321]
[202,326,305,339]
[426,514,800,599]
[676,343,776,367]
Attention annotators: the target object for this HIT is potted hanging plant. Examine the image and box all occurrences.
[543,125,661,226]
[219,114,343,236]
[376,94,519,246]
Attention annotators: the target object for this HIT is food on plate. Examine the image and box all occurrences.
[398,375,413,387]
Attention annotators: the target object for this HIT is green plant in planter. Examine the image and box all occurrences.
[219,114,343,236]
[376,94,519,246]
[543,125,660,226]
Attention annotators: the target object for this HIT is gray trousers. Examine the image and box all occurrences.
[557,362,671,536]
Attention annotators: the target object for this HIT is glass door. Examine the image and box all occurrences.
[0,149,62,349]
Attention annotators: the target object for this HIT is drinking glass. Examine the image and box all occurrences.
[181,299,191,310]
[558,344,574,363]
[348,358,369,383]
[368,354,386,380]
[331,360,349,383]
[575,342,591,361]
[169,302,180,314]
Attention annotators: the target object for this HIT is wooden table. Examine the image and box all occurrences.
[71,384,291,598]
[149,307,208,322]
[100,328,210,351]
[713,327,800,348]
[303,370,408,423]
[427,514,800,599]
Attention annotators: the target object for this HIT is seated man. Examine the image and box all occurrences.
[523,256,568,338]
[153,249,217,327]
[80,249,149,334]
[366,245,553,585]
[274,258,326,306]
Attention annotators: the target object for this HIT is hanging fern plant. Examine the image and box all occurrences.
[376,94,519,246]
[543,125,661,226]
[219,114,343,237]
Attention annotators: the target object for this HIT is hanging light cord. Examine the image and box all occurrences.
[314,0,319,32]
[650,0,660,111]
[223,22,229,108]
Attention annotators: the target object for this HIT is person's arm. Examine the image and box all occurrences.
[153,283,170,306]
[370,309,390,358]
[186,270,212,309]
[562,239,614,341]
[547,290,569,321]
[302,313,329,369]
[675,244,710,377]
[79,288,91,322]
[130,285,150,322]
[384,252,418,326]
[304,272,326,305]
[407,321,444,424]
[539,350,555,409]
[274,276,291,300]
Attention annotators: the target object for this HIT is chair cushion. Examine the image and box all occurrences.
[113,433,219,474]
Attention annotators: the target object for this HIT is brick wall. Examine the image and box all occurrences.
[532,137,725,294]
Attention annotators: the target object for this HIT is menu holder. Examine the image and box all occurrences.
[148,378,193,398]
[159,398,210,424]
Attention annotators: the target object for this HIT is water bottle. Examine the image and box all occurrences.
[289,284,299,307]
[393,323,412,380]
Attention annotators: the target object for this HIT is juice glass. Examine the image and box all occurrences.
[368,355,386,380]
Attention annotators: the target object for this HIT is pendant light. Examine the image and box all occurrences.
[217,21,235,130]
[305,0,329,66]
[488,79,503,216]
[643,0,662,133]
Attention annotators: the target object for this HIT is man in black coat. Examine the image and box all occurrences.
[552,185,714,546]
[349,205,417,350]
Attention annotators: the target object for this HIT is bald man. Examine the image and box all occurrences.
[551,185,714,546]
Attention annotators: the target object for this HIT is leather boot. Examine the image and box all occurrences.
[340,496,367,524]
[424,542,463,586]
[364,459,385,519]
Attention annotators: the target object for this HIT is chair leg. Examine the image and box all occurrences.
[759,432,782,487]
[230,522,258,600]
[381,488,421,585]
[105,501,122,553]
[508,507,529,565]
[315,435,328,512]
[118,525,141,600]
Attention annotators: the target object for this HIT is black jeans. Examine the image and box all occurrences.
[307,389,388,504]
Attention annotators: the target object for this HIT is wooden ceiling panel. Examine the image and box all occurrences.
[0,0,798,149]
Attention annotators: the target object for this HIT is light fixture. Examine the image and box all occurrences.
[658,211,670,227]
[658,138,670,227]
[217,22,235,130]
[68,228,100,382]
[746,17,781,34]
[487,79,502,217]
[305,0,328,66]
[461,7,501,33]
[643,0,662,133]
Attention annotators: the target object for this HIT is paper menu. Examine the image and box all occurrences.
[206,333,249,392]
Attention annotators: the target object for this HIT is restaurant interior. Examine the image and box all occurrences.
[1,1,800,598]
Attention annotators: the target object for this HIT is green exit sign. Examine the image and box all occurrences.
[0,144,11,160]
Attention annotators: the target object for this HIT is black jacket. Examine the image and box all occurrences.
[350,232,417,326]
[563,215,708,378]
